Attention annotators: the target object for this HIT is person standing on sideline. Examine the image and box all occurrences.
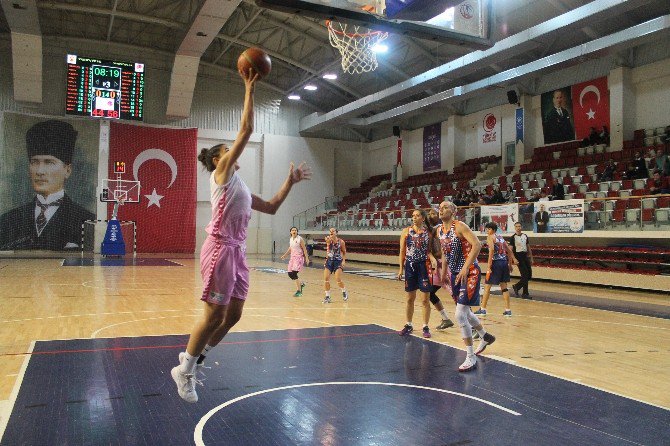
[509,222,533,299]
[323,227,348,303]
[171,68,312,403]
[398,209,436,338]
[474,222,516,317]
[437,201,495,372]
[280,226,310,296]
[427,208,454,330]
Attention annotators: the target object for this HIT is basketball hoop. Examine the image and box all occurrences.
[326,20,389,74]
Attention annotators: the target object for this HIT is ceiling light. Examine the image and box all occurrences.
[372,43,388,53]
[303,85,317,91]
[323,73,337,80]
[288,94,301,100]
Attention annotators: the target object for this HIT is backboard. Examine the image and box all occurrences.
[255,0,492,48]
[100,178,141,203]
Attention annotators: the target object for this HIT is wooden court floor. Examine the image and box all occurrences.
[0,253,668,428]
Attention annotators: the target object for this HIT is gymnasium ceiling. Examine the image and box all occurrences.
[1,0,669,141]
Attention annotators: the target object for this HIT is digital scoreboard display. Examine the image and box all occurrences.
[66,54,144,121]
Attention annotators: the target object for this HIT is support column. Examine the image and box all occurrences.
[608,66,633,150]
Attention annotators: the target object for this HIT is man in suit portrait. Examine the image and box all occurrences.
[534,204,550,233]
[0,120,95,250]
[543,89,575,144]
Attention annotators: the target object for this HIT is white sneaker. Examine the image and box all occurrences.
[342,291,348,301]
[458,355,477,372]
[475,333,496,355]
[172,354,199,403]
[323,296,331,303]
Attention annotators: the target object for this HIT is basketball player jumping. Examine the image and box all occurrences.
[171,68,312,403]
[437,201,495,372]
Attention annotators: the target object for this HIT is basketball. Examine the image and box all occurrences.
[237,47,272,78]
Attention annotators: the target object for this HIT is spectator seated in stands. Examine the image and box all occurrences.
[491,186,505,204]
[503,185,515,203]
[650,148,670,176]
[599,125,610,146]
[624,151,649,180]
[649,170,670,195]
[585,126,599,146]
[599,158,616,182]
[550,178,565,201]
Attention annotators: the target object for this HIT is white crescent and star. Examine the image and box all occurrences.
[579,85,600,121]
[132,149,178,208]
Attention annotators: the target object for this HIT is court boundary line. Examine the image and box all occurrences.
[374,322,670,411]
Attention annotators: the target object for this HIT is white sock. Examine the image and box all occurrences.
[466,345,474,356]
[505,308,511,312]
[325,290,330,297]
[340,288,346,294]
[423,324,429,329]
[179,352,198,374]
[439,309,449,319]
[406,322,413,326]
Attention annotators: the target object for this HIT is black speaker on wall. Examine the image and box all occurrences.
[507,90,519,104]
[392,126,401,137]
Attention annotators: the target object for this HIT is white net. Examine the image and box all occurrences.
[81,220,137,254]
[327,21,389,74]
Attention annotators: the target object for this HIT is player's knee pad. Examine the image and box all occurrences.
[501,288,508,293]
[287,271,298,280]
[429,293,440,305]
[459,323,473,339]
[455,304,469,327]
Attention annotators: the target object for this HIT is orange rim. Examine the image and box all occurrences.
[326,20,386,38]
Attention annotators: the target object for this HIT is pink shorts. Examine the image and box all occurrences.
[287,254,304,272]
[200,235,249,306]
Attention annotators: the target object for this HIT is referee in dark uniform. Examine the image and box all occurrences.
[508,221,533,299]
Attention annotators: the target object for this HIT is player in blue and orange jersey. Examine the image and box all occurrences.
[398,209,436,338]
[437,201,495,372]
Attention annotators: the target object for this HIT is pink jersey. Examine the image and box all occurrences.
[206,171,252,242]
[287,235,305,272]
[200,171,252,304]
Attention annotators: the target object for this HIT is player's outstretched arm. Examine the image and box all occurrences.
[214,69,259,185]
[251,162,312,214]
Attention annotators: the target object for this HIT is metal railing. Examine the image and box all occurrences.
[293,194,670,233]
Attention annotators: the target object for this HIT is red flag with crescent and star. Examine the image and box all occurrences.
[109,122,197,253]
[571,76,610,141]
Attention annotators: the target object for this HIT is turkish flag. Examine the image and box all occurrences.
[571,76,610,141]
[109,122,197,253]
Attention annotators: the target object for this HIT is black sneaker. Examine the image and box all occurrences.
[511,285,519,297]
[436,319,454,330]
[422,326,431,338]
[398,324,413,336]
[475,333,496,355]
[522,293,532,300]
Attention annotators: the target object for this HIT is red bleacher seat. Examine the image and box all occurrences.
[611,209,625,223]
[614,200,627,210]
[641,209,654,223]
[657,196,670,208]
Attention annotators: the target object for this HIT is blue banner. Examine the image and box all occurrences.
[515,107,524,143]
[422,123,441,172]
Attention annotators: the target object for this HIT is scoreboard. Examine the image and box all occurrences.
[66,54,144,121]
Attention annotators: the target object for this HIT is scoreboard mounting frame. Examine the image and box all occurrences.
[66,54,145,121]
